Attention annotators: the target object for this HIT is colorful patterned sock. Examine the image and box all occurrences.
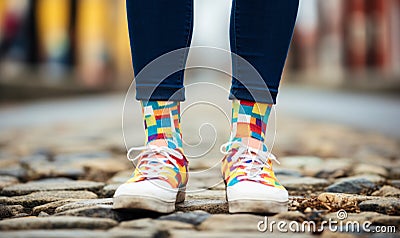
[141,101,182,151]
[229,100,272,152]
[222,100,285,190]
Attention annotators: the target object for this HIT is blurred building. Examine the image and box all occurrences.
[293,0,400,86]
[0,0,131,89]
[0,0,399,90]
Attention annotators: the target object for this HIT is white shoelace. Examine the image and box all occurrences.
[127,145,183,180]
[220,141,280,180]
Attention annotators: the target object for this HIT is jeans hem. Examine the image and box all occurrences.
[136,85,185,101]
[229,87,278,104]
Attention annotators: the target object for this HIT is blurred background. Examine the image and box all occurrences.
[0,0,399,96]
[0,0,399,141]
[0,0,130,96]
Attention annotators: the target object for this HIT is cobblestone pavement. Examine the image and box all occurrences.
[0,93,399,237]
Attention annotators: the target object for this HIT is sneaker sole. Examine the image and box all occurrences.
[228,199,288,214]
[113,190,185,213]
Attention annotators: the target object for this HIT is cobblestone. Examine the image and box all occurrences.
[0,175,19,190]
[325,178,376,194]
[32,199,83,215]
[54,198,113,213]
[282,177,330,192]
[371,185,400,197]
[0,216,118,230]
[359,198,400,215]
[0,191,98,208]
[1,180,104,196]
[0,100,398,236]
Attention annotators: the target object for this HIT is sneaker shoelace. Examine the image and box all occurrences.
[127,144,183,180]
[220,141,280,182]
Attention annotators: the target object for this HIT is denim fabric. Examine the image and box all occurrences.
[127,0,298,104]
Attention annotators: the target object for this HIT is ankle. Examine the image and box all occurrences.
[147,139,184,153]
[230,137,267,152]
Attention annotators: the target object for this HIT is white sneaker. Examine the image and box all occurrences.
[113,144,188,213]
[221,140,288,213]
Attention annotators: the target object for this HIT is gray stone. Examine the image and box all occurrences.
[54,205,117,220]
[353,141,399,163]
[280,156,323,169]
[359,198,400,215]
[198,214,265,231]
[372,216,400,227]
[281,177,329,191]
[22,155,85,180]
[54,198,113,213]
[11,213,30,218]
[273,211,306,221]
[170,230,313,238]
[81,158,128,182]
[353,164,388,177]
[274,168,302,177]
[19,154,49,169]
[0,165,26,180]
[107,170,131,184]
[54,199,168,222]
[108,228,159,238]
[176,199,228,214]
[21,152,112,180]
[389,167,400,179]
[32,199,83,215]
[314,169,348,179]
[119,218,193,230]
[371,185,400,197]
[0,216,117,230]
[325,178,376,194]
[32,177,73,182]
[101,184,120,198]
[0,191,98,208]
[186,169,224,191]
[0,175,19,189]
[390,180,400,189]
[312,158,352,179]
[158,210,211,225]
[1,180,104,196]
[0,205,25,218]
[37,212,49,217]
[338,174,386,184]
[186,190,226,200]
[320,230,361,238]
[53,152,112,162]
[0,230,112,238]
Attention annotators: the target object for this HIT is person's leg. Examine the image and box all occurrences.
[127,0,193,101]
[222,0,299,214]
[127,0,193,151]
[229,0,299,104]
[114,0,193,213]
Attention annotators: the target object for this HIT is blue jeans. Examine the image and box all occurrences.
[127,0,299,104]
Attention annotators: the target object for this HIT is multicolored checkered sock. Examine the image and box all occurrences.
[229,100,272,152]
[141,101,182,151]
